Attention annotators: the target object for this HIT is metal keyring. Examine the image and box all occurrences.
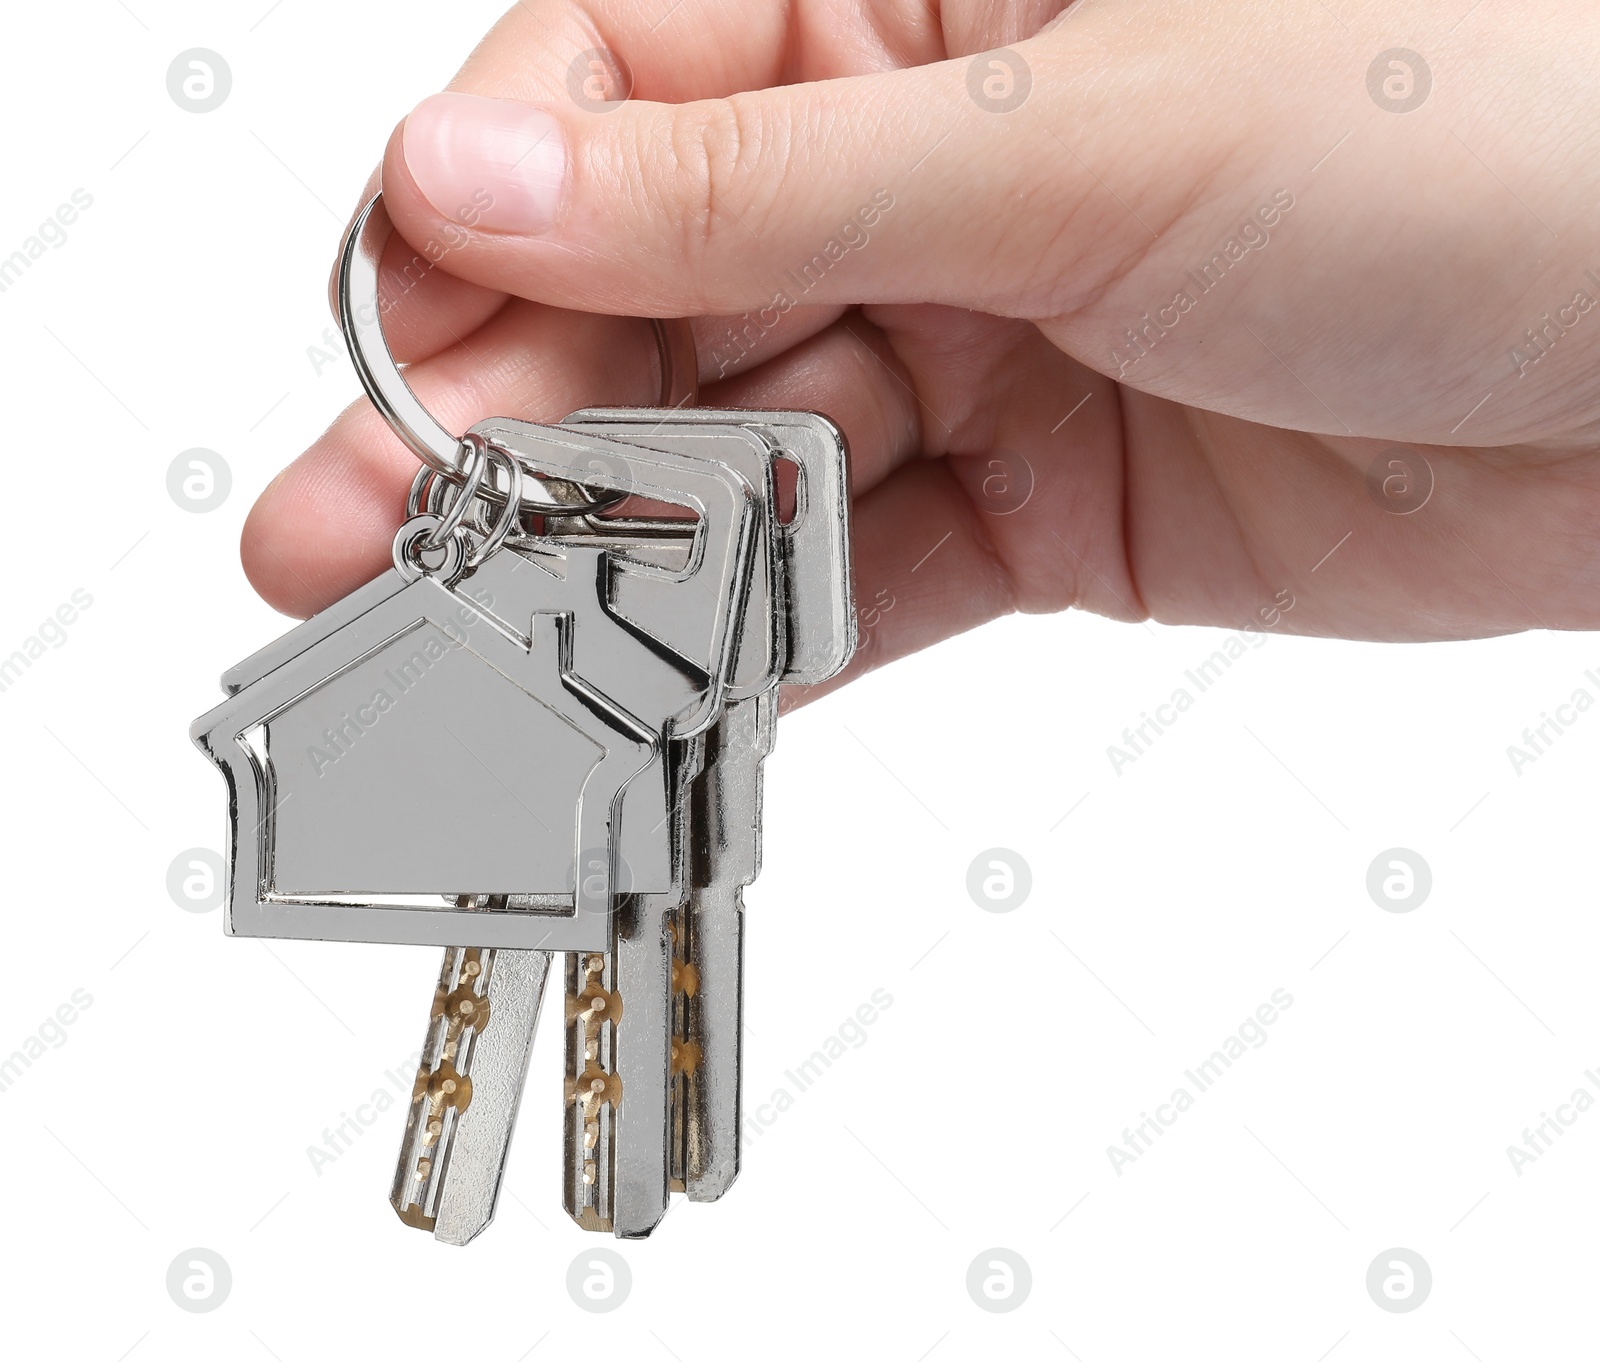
[404,433,527,568]
[392,513,471,585]
[467,437,525,567]
[335,191,699,512]
[420,432,488,551]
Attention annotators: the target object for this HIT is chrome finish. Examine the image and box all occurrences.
[570,408,857,683]
[392,942,551,1244]
[195,340,861,1243]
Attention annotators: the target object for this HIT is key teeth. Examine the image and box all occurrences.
[393,943,546,1246]
[565,951,625,1232]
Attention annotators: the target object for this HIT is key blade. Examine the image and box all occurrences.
[563,949,623,1232]
[392,943,550,1244]
[562,903,677,1238]
[681,694,774,1200]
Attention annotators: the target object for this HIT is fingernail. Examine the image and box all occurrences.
[401,92,566,234]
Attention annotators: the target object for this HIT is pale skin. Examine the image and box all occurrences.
[243,0,1600,702]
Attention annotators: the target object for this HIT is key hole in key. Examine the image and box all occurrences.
[773,453,803,528]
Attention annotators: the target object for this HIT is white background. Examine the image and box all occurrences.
[1,3,1594,1359]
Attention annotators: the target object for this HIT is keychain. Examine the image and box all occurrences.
[193,191,854,1239]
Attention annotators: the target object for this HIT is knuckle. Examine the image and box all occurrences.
[661,96,774,269]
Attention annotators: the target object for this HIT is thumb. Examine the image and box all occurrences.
[379,44,1125,324]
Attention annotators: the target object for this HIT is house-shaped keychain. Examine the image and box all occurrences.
[192,422,766,951]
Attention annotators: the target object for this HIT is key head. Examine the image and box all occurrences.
[556,420,788,698]
[568,407,857,685]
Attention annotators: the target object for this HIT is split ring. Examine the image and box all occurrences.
[335,191,699,513]
[420,432,488,552]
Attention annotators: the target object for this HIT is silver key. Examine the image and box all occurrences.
[392,931,551,1244]
[388,427,772,1240]
[548,411,854,1232]
[562,736,704,1237]
[562,411,854,1228]
[194,187,867,1245]
[416,422,788,1238]
[570,410,856,1208]
[678,693,776,1200]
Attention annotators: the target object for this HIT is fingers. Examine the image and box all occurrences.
[242,302,664,615]
[376,30,1152,323]
[249,290,1132,635]
[241,304,910,616]
[706,313,922,490]
[455,0,790,103]
[825,461,1022,698]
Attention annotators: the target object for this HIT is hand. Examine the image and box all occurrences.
[243,0,1600,701]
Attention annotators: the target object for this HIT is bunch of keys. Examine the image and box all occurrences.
[191,194,855,1240]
